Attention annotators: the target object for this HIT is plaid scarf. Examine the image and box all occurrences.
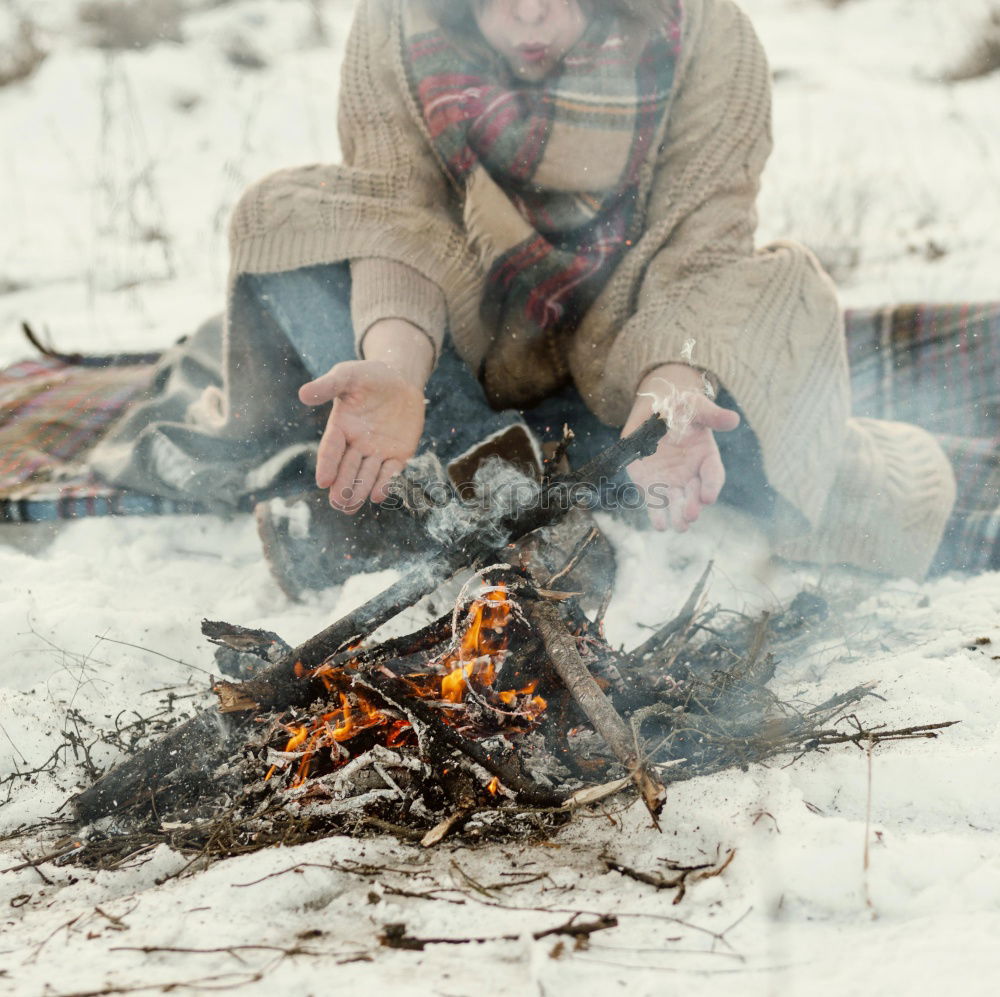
[403,2,683,405]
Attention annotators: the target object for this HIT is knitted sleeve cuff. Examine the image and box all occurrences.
[350,258,447,361]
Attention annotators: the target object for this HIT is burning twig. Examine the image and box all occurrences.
[352,668,565,808]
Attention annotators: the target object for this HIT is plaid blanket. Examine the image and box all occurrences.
[0,355,203,523]
[4,303,1000,576]
[847,303,1000,573]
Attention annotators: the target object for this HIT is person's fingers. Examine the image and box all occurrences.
[646,480,669,530]
[298,364,353,407]
[699,450,726,505]
[683,476,702,525]
[315,422,346,490]
[371,458,405,504]
[346,454,381,512]
[649,506,669,531]
[690,395,740,433]
[329,447,363,512]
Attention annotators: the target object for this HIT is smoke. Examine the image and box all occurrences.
[423,455,542,549]
[636,338,715,440]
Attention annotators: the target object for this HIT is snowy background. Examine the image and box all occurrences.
[2,0,1000,994]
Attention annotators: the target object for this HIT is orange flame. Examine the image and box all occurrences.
[437,585,511,703]
[274,691,393,788]
[269,583,548,790]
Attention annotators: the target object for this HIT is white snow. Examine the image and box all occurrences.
[2,1,1000,994]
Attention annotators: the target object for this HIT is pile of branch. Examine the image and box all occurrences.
[64,417,955,868]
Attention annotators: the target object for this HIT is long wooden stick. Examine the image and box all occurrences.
[527,600,666,825]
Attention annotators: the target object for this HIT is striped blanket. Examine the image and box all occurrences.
[847,303,1000,573]
[0,355,202,523]
[3,303,1000,575]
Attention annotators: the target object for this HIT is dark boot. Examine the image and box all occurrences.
[254,489,434,600]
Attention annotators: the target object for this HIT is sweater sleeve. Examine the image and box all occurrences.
[578,0,851,529]
[588,0,956,571]
[227,0,478,343]
[350,258,447,360]
[600,0,777,404]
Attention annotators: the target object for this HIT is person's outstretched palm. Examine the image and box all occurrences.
[299,360,425,512]
[623,364,740,532]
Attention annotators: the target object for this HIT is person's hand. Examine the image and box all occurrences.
[623,363,740,532]
[298,318,433,513]
[299,360,425,512]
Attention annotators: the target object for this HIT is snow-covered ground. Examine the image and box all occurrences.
[2,1,1000,994]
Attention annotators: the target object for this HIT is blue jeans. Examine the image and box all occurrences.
[237,262,774,519]
[239,263,622,468]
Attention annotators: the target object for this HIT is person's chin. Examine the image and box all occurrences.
[509,58,556,82]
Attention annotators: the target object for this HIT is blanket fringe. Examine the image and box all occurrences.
[21,321,162,368]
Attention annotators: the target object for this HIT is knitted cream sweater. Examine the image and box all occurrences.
[227,0,956,578]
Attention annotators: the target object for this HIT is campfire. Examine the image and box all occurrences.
[66,417,954,867]
[266,583,547,794]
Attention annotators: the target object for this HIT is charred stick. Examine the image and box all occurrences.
[218,606,457,711]
[545,525,601,591]
[72,711,254,824]
[594,586,614,634]
[533,914,619,941]
[542,424,576,477]
[564,415,663,490]
[604,850,736,904]
[312,611,455,675]
[201,621,292,662]
[527,599,666,823]
[489,414,665,543]
[803,721,958,750]
[381,914,617,950]
[289,553,459,670]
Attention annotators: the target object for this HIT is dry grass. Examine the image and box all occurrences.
[0,11,46,87]
[943,7,1000,81]
[78,0,184,51]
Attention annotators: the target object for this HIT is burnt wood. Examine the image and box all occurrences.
[354,669,566,808]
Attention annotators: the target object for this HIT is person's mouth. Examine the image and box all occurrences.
[516,44,551,65]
